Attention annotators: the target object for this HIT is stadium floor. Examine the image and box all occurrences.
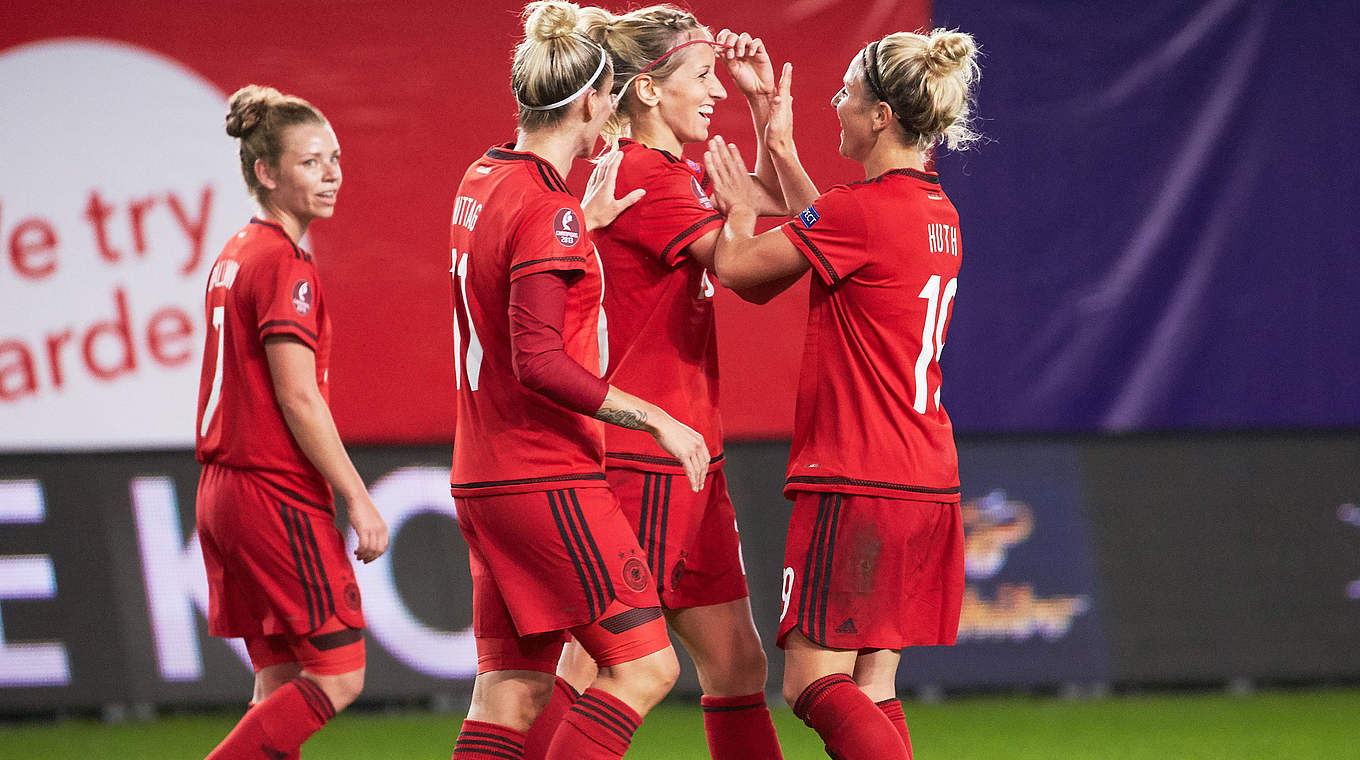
[1,687,1357,759]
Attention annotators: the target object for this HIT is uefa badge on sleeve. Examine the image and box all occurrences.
[553,208,581,246]
[292,279,314,315]
[690,176,714,211]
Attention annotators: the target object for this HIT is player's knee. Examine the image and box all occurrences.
[313,667,365,712]
[781,671,814,709]
[605,645,680,708]
[701,633,768,695]
[633,645,681,696]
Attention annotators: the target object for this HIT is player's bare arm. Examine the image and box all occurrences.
[703,136,811,292]
[714,28,786,216]
[265,335,389,563]
[595,386,710,493]
[765,62,820,212]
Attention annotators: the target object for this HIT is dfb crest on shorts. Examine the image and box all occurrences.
[622,556,650,592]
[291,279,314,315]
[553,208,581,246]
[343,582,362,611]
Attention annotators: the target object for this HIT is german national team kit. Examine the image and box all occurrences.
[195,218,364,642]
[449,144,661,649]
[593,139,747,610]
[777,168,966,650]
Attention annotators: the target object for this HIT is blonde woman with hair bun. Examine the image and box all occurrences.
[701,28,981,760]
[512,6,815,760]
[446,2,715,759]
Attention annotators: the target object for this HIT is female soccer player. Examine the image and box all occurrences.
[195,85,389,760]
[702,29,982,760]
[447,3,711,759]
[520,7,806,760]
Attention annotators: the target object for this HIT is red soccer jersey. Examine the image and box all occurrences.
[779,168,963,503]
[594,139,725,474]
[195,218,332,510]
[449,144,609,497]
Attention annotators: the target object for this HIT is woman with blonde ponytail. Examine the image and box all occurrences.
[702,29,981,760]
[446,3,713,759]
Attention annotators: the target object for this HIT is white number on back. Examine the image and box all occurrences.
[452,249,484,390]
[913,275,957,414]
[200,305,225,436]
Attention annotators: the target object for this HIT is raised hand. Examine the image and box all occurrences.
[766,62,795,155]
[582,149,646,231]
[714,29,775,99]
[703,136,759,216]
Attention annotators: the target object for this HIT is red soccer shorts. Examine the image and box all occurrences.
[456,486,667,673]
[196,463,365,639]
[244,616,366,675]
[609,468,750,610]
[777,492,964,651]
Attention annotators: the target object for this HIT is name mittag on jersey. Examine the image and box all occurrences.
[798,205,821,228]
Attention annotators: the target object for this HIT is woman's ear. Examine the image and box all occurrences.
[871,101,894,133]
[254,158,278,191]
[633,75,662,108]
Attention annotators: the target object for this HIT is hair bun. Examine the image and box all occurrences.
[524,0,582,43]
[923,30,977,77]
[225,85,281,138]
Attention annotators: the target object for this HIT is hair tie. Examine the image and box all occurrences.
[862,41,891,104]
[519,42,609,111]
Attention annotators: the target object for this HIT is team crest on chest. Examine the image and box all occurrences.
[291,279,314,315]
[553,208,581,246]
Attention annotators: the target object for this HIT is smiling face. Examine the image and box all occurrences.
[649,37,727,146]
[258,122,342,225]
[834,57,878,161]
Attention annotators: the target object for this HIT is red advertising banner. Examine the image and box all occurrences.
[1,0,929,448]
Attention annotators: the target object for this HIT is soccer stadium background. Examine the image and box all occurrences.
[2,0,1358,756]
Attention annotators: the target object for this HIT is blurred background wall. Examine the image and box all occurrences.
[2,0,1357,712]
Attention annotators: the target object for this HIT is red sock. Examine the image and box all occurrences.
[876,698,912,759]
[205,678,334,760]
[544,688,640,760]
[792,674,907,760]
[453,719,527,759]
[522,677,579,760]
[700,692,783,760]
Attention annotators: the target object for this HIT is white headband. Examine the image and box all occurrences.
[518,42,609,111]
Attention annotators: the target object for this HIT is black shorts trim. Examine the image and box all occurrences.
[309,626,363,651]
[549,489,616,620]
[281,504,336,632]
[452,472,608,491]
[798,493,842,645]
[786,475,961,496]
[638,473,673,582]
[606,451,725,468]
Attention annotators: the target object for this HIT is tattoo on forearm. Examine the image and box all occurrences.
[597,407,648,430]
